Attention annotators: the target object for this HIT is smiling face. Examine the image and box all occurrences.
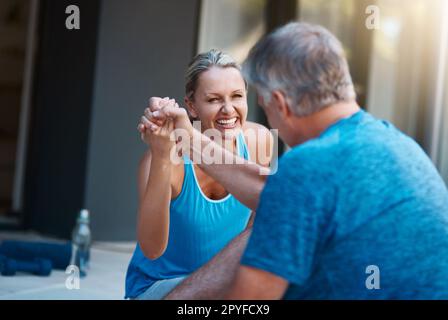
[185,66,248,140]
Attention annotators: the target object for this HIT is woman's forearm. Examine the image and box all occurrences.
[191,130,268,211]
[137,154,172,260]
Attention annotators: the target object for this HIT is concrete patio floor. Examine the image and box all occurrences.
[0,231,135,300]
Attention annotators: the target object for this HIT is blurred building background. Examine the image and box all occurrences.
[0,0,447,241]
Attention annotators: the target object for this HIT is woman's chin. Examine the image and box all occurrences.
[204,122,243,143]
[219,127,241,141]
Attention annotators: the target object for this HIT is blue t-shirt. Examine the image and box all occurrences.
[241,110,448,299]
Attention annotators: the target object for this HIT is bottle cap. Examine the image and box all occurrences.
[78,209,90,223]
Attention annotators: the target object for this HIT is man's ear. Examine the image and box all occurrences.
[184,97,198,119]
[271,90,292,120]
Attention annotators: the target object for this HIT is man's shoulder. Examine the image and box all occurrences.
[268,143,336,189]
[280,138,339,169]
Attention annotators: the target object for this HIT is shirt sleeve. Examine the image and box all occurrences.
[240,148,336,285]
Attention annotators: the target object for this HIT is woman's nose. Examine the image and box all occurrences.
[220,101,235,114]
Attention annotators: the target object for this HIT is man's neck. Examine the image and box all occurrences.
[290,101,361,146]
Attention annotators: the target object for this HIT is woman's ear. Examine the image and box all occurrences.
[184,96,198,119]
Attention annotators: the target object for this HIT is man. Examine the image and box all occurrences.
[144,22,448,299]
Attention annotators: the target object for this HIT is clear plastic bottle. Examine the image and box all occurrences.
[70,209,91,278]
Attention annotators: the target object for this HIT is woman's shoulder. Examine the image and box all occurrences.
[242,120,269,132]
[242,121,273,166]
[242,121,273,141]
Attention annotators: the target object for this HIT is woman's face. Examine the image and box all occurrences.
[186,66,248,140]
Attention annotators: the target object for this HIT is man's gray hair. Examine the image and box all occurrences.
[243,22,356,117]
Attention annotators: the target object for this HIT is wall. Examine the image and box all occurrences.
[24,0,100,238]
[85,0,200,241]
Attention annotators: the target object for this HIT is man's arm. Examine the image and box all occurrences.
[148,105,271,210]
[191,129,268,210]
[164,225,288,300]
[225,265,289,300]
[164,228,253,300]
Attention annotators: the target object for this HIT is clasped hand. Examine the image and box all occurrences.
[137,97,193,158]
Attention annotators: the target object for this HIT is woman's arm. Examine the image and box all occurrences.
[136,149,172,260]
[136,100,176,260]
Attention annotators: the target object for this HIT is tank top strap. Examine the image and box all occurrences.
[182,155,194,181]
[236,131,251,161]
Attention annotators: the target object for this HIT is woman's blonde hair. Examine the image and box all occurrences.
[185,49,246,101]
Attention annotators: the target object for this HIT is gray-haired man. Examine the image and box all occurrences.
[146,22,448,299]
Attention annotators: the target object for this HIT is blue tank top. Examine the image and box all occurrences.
[125,133,252,298]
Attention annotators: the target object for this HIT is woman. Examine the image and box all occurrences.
[125,49,272,300]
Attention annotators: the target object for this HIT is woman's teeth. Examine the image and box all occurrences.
[216,118,237,126]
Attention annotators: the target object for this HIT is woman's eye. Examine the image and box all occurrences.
[208,98,219,103]
[233,94,243,99]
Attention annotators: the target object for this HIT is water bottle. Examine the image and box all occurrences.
[70,209,91,278]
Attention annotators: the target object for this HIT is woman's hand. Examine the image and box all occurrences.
[138,98,176,158]
[143,97,195,160]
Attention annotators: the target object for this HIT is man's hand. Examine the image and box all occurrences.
[152,105,192,136]
[146,96,193,137]
[147,97,168,122]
